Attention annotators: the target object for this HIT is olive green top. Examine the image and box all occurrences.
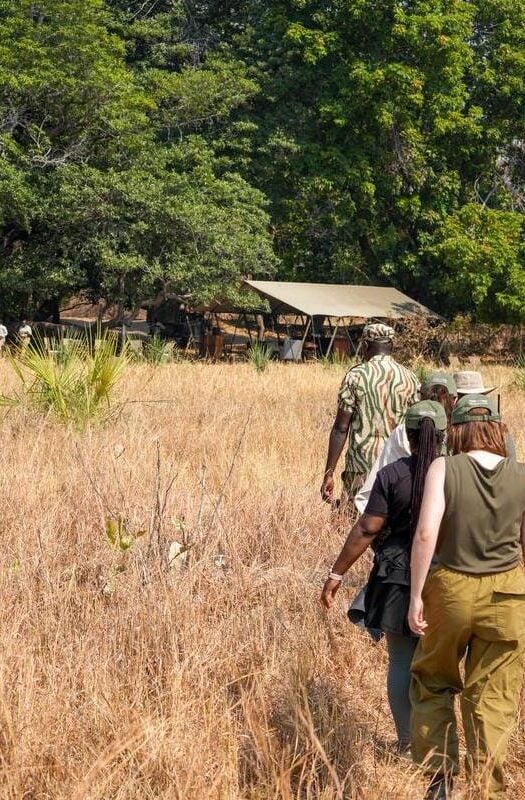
[437,454,525,574]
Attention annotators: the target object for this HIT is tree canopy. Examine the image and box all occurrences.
[1,0,525,321]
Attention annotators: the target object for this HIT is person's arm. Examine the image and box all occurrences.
[321,370,358,502]
[320,514,385,608]
[408,458,446,635]
[321,406,352,502]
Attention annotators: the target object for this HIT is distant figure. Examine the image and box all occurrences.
[18,320,32,348]
[0,321,7,353]
[149,317,166,338]
[321,323,419,505]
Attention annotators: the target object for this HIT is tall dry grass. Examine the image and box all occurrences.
[0,360,524,799]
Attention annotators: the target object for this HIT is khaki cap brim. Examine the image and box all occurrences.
[457,386,496,395]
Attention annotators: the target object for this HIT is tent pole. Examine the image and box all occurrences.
[301,318,312,347]
[310,316,317,357]
[274,313,282,344]
[326,319,340,357]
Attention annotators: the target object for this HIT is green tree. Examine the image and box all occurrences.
[220,0,525,316]
[3,0,525,322]
[0,0,275,317]
[12,144,274,311]
[422,205,525,323]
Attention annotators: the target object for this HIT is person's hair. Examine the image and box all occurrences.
[448,407,508,456]
[406,418,444,536]
[420,383,456,421]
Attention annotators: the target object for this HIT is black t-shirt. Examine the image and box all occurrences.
[365,456,415,542]
[363,456,417,636]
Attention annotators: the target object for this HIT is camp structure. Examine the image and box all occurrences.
[238,280,437,359]
[144,280,438,360]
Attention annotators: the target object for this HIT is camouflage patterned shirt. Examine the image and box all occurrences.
[338,355,419,475]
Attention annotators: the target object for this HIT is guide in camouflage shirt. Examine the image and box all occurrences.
[321,323,419,504]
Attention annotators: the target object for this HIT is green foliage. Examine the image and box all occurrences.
[512,352,525,391]
[106,515,146,551]
[0,1,275,317]
[2,0,525,321]
[2,334,129,426]
[319,350,354,370]
[247,341,272,373]
[422,204,525,322]
[513,366,525,392]
[51,336,86,366]
[412,362,431,385]
[142,335,172,365]
[223,0,525,316]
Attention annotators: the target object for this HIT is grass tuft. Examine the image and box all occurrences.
[2,333,129,427]
[247,341,272,372]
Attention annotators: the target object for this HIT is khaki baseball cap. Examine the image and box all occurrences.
[451,394,501,425]
[405,400,448,431]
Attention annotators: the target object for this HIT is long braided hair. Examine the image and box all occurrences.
[406,418,445,536]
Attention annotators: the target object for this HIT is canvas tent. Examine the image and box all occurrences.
[243,280,435,319]
[242,280,437,357]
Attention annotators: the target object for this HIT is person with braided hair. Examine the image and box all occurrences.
[321,400,447,753]
[354,372,457,514]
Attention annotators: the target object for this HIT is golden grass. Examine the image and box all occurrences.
[0,360,524,799]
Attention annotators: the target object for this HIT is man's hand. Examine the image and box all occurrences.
[321,472,334,503]
[408,596,427,636]
[321,578,341,609]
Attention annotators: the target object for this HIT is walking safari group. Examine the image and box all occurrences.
[320,323,525,800]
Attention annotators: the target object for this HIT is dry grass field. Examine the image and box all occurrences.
[0,360,525,799]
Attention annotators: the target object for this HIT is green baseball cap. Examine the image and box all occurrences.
[451,394,501,425]
[405,400,448,431]
[422,372,457,397]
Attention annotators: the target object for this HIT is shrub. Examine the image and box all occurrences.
[142,335,173,365]
[412,361,430,385]
[247,342,272,373]
[319,350,354,370]
[0,333,129,427]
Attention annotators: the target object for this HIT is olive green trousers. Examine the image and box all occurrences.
[410,565,525,800]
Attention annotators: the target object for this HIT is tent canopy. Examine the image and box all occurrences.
[243,280,437,319]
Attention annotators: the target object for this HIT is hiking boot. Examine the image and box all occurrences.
[396,741,411,760]
[424,774,453,800]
